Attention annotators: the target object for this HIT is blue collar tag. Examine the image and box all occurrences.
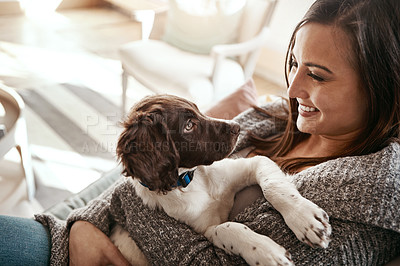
[139,169,195,190]
[177,170,195,188]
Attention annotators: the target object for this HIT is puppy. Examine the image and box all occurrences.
[112,94,331,266]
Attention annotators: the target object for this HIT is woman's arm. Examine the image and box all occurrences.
[58,176,243,265]
[34,177,128,265]
[237,141,400,265]
[107,179,245,265]
[65,177,133,265]
[234,198,400,265]
[65,180,116,234]
[100,152,400,266]
[69,221,130,266]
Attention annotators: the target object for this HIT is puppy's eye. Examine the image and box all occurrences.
[184,119,194,132]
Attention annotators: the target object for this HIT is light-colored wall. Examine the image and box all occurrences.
[255,0,315,87]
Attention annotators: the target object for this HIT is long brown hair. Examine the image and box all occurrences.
[251,0,400,174]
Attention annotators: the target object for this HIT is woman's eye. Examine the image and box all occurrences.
[184,120,194,132]
[307,72,325,82]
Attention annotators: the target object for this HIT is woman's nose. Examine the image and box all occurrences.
[287,71,309,99]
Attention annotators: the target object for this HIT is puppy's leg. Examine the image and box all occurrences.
[262,179,332,249]
[110,225,150,266]
[205,222,293,266]
[251,156,332,248]
[208,156,331,248]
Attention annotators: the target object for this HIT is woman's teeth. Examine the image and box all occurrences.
[300,104,318,112]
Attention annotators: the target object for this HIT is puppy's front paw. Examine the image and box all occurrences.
[242,234,294,266]
[210,223,294,266]
[283,199,331,249]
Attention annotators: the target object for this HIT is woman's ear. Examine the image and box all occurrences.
[116,112,179,192]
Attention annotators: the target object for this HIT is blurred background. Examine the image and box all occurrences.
[0,0,314,217]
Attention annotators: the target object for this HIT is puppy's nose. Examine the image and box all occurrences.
[230,123,240,135]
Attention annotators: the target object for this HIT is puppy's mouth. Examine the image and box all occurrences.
[227,136,239,155]
[210,138,239,162]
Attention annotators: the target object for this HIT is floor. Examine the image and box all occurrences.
[0,5,285,218]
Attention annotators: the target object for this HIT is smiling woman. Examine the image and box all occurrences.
[1,0,399,265]
[42,0,400,264]
[287,23,367,145]
[250,0,400,174]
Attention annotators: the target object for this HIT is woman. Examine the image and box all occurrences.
[62,0,400,264]
[2,0,399,265]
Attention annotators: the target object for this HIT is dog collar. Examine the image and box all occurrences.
[177,169,195,188]
[139,169,195,190]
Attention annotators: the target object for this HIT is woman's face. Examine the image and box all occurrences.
[288,23,368,140]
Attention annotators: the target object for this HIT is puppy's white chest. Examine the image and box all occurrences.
[136,177,230,233]
[110,225,149,266]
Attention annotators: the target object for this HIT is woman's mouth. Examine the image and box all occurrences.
[299,104,318,112]
[298,104,319,116]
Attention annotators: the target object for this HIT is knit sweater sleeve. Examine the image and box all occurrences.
[293,142,400,234]
[65,177,124,234]
[108,180,246,265]
[234,142,400,265]
[34,177,126,265]
[109,143,400,265]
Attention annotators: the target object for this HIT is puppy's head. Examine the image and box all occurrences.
[116,94,240,193]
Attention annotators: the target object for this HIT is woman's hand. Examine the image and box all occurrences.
[69,221,131,266]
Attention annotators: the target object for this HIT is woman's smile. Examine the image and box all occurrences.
[298,103,319,117]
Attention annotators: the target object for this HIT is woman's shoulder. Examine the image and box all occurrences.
[297,141,400,176]
[377,141,400,170]
[384,141,400,157]
[320,141,399,173]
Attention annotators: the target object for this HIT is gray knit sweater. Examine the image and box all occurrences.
[35,102,400,265]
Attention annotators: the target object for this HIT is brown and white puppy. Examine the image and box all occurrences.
[112,94,331,266]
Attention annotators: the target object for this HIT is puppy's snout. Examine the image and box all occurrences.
[230,123,240,135]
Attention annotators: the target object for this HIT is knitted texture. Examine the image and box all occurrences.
[35,102,400,265]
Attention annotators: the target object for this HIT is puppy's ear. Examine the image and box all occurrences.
[117,112,179,192]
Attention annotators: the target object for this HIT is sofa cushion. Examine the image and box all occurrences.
[205,79,258,119]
